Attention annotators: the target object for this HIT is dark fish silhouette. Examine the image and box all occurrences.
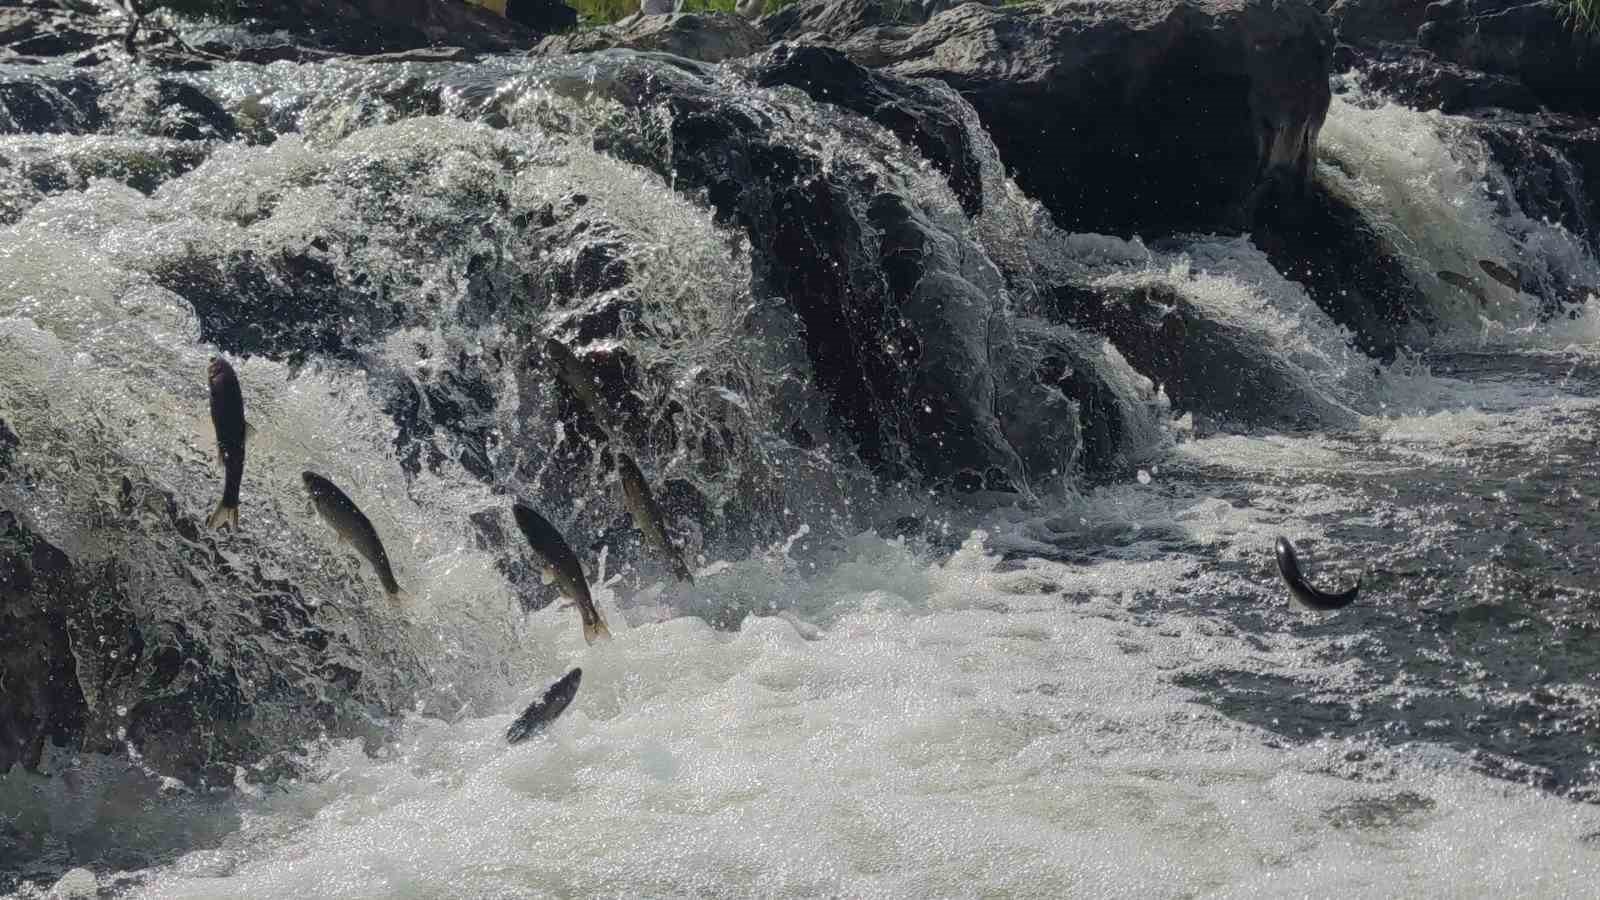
[543,337,610,433]
[1477,259,1521,291]
[506,667,582,745]
[1275,535,1360,611]
[513,502,611,644]
[205,356,250,530]
[302,471,407,602]
[616,452,694,584]
[1437,271,1490,305]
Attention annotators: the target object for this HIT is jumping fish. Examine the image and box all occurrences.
[543,337,611,433]
[1437,270,1490,305]
[205,356,250,530]
[1275,535,1360,611]
[615,451,694,584]
[505,667,582,744]
[512,502,612,644]
[1477,259,1521,292]
[302,471,407,602]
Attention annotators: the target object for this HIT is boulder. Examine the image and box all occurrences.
[1325,0,1434,46]
[820,0,1336,237]
[1419,0,1600,115]
[1253,181,1429,358]
[1351,47,1543,113]
[0,0,114,60]
[1046,279,1361,430]
[572,53,1153,492]
[199,0,572,58]
[0,468,409,788]
[749,43,985,216]
[760,0,924,42]
[534,11,765,63]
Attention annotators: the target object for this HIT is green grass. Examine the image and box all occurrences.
[1561,0,1600,33]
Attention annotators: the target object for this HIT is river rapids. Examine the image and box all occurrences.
[3,41,1600,898]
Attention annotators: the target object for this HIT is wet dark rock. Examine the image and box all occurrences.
[1419,0,1600,115]
[826,0,1336,237]
[0,73,103,134]
[0,485,395,789]
[143,79,239,141]
[0,510,82,776]
[577,55,1154,491]
[759,0,928,43]
[152,244,397,362]
[1474,113,1600,256]
[750,43,984,217]
[1352,47,1543,113]
[506,0,581,33]
[217,0,565,56]
[535,11,765,63]
[1325,0,1433,46]
[0,0,118,61]
[1254,183,1426,358]
[1047,280,1358,430]
[0,71,235,140]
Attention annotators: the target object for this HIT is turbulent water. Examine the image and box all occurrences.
[5,48,1600,897]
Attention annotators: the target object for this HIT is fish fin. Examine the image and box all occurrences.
[206,502,239,531]
[387,589,411,606]
[244,420,257,441]
[215,447,225,468]
[557,600,576,611]
[583,617,612,645]
[540,565,556,585]
[335,531,349,546]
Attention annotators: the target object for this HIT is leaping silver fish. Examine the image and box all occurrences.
[1275,535,1360,611]
[506,667,582,744]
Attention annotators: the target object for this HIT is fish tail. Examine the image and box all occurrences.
[206,501,239,531]
[583,616,612,644]
[387,589,411,606]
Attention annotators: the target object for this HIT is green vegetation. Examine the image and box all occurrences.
[1561,0,1600,33]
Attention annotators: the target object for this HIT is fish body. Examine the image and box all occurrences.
[543,338,610,433]
[512,502,611,643]
[505,667,582,744]
[1275,535,1360,611]
[1437,270,1490,305]
[616,452,693,584]
[302,471,406,600]
[1477,259,1521,291]
[206,356,247,530]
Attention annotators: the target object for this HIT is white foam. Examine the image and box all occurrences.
[100,528,1599,899]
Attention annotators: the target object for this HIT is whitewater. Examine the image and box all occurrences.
[5,50,1600,899]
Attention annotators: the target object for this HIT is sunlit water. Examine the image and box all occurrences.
[5,55,1600,898]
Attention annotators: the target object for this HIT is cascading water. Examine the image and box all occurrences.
[4,25,1600,898]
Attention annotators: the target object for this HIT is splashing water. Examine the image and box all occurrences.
[5,49,1600,899]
